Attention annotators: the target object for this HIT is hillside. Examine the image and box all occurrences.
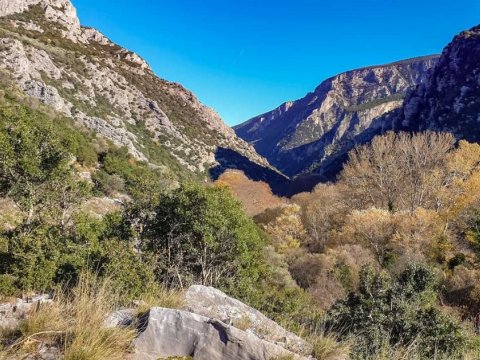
[398,25,480,141]
[0,0,283,183]
[235,56,438,180]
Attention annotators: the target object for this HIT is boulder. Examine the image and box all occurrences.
[184,285,312,355]
[132,307,310,360]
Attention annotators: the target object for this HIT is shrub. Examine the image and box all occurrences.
[92,170,125,196]
[8,225,62,292]
[326,264,466,358]
[141,182,267,291]
[0,274,17,298]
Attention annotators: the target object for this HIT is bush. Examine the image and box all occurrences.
[8,225,62,292]
[95,146,175,201]
[0,274,17,298]
[141,182,267,291]
[326,264,466,359]
[92,170,125,196]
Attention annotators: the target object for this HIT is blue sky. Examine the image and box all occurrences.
[72,0,480,126]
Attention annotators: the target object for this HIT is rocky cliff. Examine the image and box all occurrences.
[235,56,438,180]
[398,25,480,141]
[0,0,283,182]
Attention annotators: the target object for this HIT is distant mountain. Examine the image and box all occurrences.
[235,56,438,180]
[0,0,286,186]
[398,25,480,141]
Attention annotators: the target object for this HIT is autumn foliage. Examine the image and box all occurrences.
[254,131,480,356]
[214,169,285,216]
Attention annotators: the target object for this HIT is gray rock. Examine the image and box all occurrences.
[0,294,52,329]
[24,80,72,115]
[0,0,43,18]
[184,285,312,356]
[104,308,136,328]
[132,307,310,360]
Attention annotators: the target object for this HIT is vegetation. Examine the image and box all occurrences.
[327,264,465,358]
[0,100,299,308]
[253,131,480,358]
[2,80,480,359]
[1,274,136,360]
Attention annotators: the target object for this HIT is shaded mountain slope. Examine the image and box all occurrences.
[398,25,480,142]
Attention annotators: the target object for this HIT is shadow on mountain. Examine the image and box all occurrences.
[286,108,401,185]
[209,147,293,196]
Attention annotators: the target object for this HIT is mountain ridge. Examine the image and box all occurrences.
[235,55,439,179]
[397,25,480,142]
[0,0,286,186]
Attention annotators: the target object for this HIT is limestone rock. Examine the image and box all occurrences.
[0,294,52,329]
[0,0,43,18]
[104,308,136,328]
[184,285,312,355]
[132,307,310,360]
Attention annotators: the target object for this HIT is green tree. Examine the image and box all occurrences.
[140,182,266,291]
[0,105,72,224]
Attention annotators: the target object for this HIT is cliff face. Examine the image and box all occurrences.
[235,56,438,179]
[0,0,282,182]
[399,25,480,142]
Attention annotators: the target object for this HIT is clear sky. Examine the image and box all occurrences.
[72,0,480,126]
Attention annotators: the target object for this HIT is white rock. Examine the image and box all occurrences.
[104,309,135,328]
[132,307,310,360]
[184,285,313,355]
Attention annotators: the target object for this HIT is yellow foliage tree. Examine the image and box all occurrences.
[262,204,306,253]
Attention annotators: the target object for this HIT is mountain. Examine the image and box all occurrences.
[0,0,288,187]
[398,25,480,141]
[235,56,438,180]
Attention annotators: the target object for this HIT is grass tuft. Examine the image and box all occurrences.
[310,333,351,360]
[2,273,135,360]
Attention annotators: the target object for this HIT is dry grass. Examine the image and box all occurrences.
[232,315,253,331]
[135,286,185,314]
[271,355,295,360]
[2,273,136,360]
[310,333,351,360]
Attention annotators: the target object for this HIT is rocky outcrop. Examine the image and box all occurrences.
[99,285,315,359]
[0,294,51,329]
[398,25,480,142]
[132,307,310,360]
[235,56,438,180]
[1,287,312,359]
[0,0,276,180]
[0,0,44,18]
[0,0,80,40]
[184,285,312,355]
